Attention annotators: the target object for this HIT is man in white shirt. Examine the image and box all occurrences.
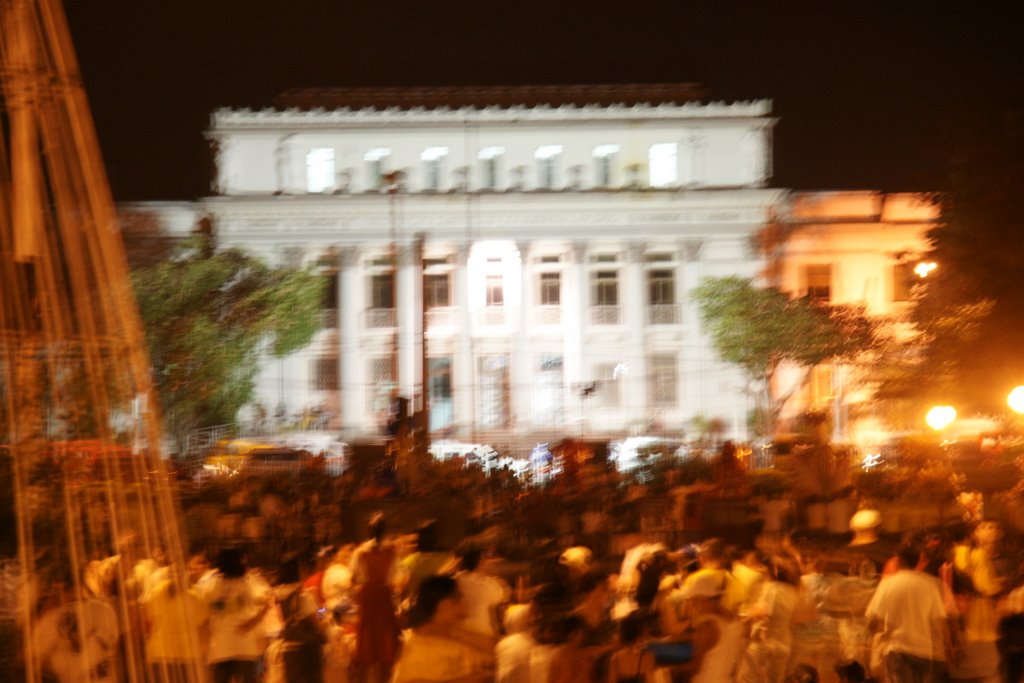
[865,539,951,682]
[455,543,510,637]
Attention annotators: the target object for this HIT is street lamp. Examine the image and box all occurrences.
[926,405,957,431]
[1008,386,1024,415]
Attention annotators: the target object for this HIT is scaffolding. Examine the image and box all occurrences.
[0,1,201,680]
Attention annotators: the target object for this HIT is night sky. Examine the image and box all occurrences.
[62,1,1022,202]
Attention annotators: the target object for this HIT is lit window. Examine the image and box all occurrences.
[424,274,450,308]
[428,357,454,432]
[649,143,678,188]
[804,264,832,303]
[593,270,618,306]
[649,354,678,406]
[535,145,563,189]
[364,148,390,189]
[540,272,561,306]
[486,274,504,306]
[479,146,505,189]
[306,148,335,193]
[370,273,394,309]
[421,146,449,191]
[648,269,675,305]
[810,364,833,406]
[592,144,619,187]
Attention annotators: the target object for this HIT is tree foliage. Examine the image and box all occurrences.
[132,238,324,450]
[693,276,878,434]
[904,108,1024,413]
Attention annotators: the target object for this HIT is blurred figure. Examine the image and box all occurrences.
[834,659,873,682]
[268,553,325,683]
[349,513,400,683]
[32,582,119,683]
[399,520,452,601]
[784,663,820,683]
[390,575,492,683]
[682,538,744,613]
[665,572,745,682]
[495,604,535,683]
[736,556,802,683]
[139,565,207,683]
[195,547,272,683]
[606,611,656,683]
[321,545,354,612]
[951,519,1006,682]
[548,616,591,683]
[454,542,510,637]
[865,538,950,683]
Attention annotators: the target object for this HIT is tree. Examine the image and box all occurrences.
[132,237,325,451]
[693,276,878,435]
[904,108,1024,414]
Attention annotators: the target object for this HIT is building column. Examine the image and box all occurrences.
[453,244,475,437]
[564,242,587,432]
[396,243,419,408]
[623,242,648,431]
[339,246,365,435]
[513,241,533,432]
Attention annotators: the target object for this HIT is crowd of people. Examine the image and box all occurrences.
[27,509,1024,683]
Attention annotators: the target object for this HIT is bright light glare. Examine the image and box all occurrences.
[1008,386,1024,414]
[925,405,957,431]
[914,261,937,278]
[649,143,678,187]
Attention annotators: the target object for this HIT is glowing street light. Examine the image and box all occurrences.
[926,405,957,431]
[1009,386,1024,414]
[914,261,938,278]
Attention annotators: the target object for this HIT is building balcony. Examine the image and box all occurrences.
[533,305,562,326]
[365,307,396,329]
[426,306,458,329]
[478,306,506,327]
[589,305,621,326]
[648,304,680,325]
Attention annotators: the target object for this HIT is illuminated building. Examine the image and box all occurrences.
[126,86,933,447]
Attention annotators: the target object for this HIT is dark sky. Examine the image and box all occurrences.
[62,1,1022,202]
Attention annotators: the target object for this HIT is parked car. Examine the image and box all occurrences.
[237,447,319,477]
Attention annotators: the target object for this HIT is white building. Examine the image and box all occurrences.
[126,85,933,448]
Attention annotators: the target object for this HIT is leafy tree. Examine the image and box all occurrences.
[903,108,1024,414]
[132,237,324,451]
[693,276,878,435]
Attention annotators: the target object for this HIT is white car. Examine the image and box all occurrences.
[429,440,499,470]
[608,436,687,472]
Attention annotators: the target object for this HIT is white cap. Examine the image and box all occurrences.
[849,509,881,531]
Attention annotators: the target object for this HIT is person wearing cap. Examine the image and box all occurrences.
[665,572,746,683]
[849,509,895,575]
[681,538,745,614]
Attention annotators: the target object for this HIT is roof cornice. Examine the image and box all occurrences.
[210,100,774,132]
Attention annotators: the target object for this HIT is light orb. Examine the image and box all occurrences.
[925,405,957,431]
[1009,386,1024,415]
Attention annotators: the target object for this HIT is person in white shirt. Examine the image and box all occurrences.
[495,604,534,683]
[865,538,951,682]
[195,547,273,683]
[321,544,354,611]
[454,543,510,637]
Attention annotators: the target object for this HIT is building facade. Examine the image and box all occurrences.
[127,85,934,449]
